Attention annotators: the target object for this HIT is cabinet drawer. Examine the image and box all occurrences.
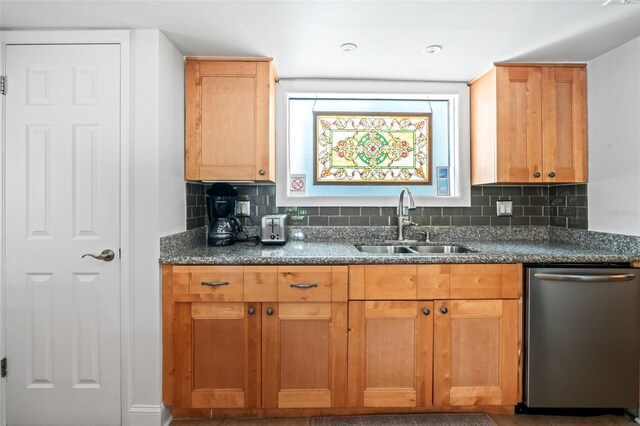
[189,266,244,301]
[449,264,521,299]
[277,266,333,302]
[364,265,417,300]
[349,264,521,301]
[244,266,277,302]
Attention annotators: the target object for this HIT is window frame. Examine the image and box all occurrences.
[275,79,471,207]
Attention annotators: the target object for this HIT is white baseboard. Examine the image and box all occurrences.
[161,405,172,426]
[129,404,171,426]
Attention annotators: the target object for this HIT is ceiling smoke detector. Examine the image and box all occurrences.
[603,0,640,5]
[423,45,443,55]
[339,43,358,53]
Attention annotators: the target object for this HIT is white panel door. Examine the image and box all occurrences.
[5,44,121,426]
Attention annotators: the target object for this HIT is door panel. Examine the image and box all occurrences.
[176,302,261,409]
[6,44,121,426]
[263,302,347,408]
[542,67,587,183]
[434,300,519,406]
[497,66,542,183]
[185,60,269,181]
[348,301,433,408]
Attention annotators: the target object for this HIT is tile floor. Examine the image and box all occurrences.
[171,413,633,426]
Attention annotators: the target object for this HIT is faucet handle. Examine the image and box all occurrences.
[415,230,430,242]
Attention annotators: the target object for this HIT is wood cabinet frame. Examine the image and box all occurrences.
[185,57,277,182]
[433,299,519,406]
[348,301,433,408]
[471,63,587,184]
[163,263,523,416]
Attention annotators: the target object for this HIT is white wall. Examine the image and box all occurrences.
[0,3,5,426]
[129,29,184,426]
[588,36,640,236]
[158,32,186,235]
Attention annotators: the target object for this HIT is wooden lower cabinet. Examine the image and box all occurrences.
[348,301,434,408]
[433,299,519,406]
[174,302,261,409]
[164,264,523,415]
[263,302,348,408]
[173,301,348,410]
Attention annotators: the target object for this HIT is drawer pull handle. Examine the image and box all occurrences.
[440,306,448,314]
[266,308,274,316]
[201,281,230,287]
[422,308,430,316]
[248,307,256,315]
[290,283,318,289]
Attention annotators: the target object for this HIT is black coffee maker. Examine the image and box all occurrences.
[206,183,243,246]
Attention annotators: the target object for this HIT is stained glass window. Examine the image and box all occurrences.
[313,113,432,185]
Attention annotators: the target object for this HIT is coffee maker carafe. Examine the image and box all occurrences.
[206,183,243,246]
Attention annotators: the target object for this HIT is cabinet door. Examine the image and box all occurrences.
[185,59,274,181]
[542,66,587,183]
[348,301,433,408]
[174,302,261,409]
[434,300,519,406]
[262,302,348,408]
[496,66,543,183]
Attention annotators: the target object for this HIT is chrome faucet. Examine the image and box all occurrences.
[397,187,417,241]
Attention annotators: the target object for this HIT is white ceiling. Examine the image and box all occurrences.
[2,0,640,82]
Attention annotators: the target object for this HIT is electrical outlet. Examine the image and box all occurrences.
[236,200,251,217]
[496,200,513,217]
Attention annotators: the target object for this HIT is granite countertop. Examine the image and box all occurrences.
[160,228,640,265]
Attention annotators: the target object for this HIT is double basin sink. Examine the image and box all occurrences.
[355,244,475,254]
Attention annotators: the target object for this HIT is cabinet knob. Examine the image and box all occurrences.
[440,306,448,315]
[258,169,266,176]
[266,308,274,316]
[533,172,541,178]
[422,308,430,316]
[248,307,256,316]
[548,172,556,178]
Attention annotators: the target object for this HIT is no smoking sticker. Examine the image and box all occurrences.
[290,174,306,193]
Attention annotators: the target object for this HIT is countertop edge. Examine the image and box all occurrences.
[159,254,640,265]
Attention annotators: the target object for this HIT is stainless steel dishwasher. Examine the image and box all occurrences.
[525,266,640,408]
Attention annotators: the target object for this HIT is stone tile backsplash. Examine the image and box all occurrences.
[186,183,588,231]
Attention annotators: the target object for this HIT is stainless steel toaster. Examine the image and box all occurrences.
[261,214,288,245]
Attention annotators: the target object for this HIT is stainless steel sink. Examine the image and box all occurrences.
[354,244,475,254]
[408,245,475,254]
[355,245,416,254]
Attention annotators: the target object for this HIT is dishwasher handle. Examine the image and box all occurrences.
[534,273,636,283]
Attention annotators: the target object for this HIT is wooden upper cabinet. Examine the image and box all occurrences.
[541,66,587,183]
[185,58,277,182]
[496,66,543,183]
[470,63,587,184]
[433,299,519,406]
